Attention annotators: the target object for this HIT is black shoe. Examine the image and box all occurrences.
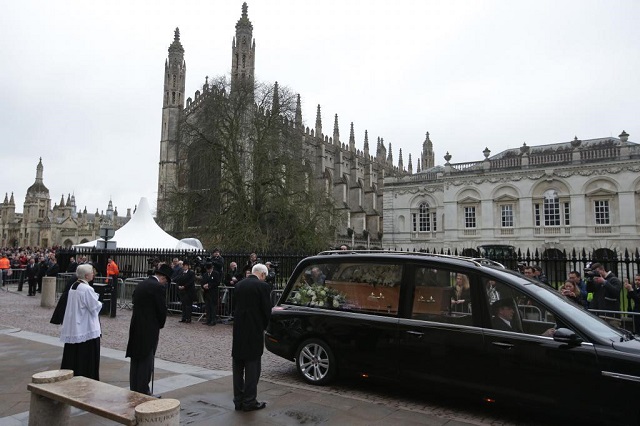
[234,404,242,411]
[179,319,186,323]
[242,401,266,412]
[186,320,192,324]
[207,323,215,326]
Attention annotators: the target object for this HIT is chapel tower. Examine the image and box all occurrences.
[22,158,52,246]
[421,132,435,170]
[231,2,256,93]
[158,27,186,227]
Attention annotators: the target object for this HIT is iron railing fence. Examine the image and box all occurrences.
[404,246,640,312]
[54,249,311,290]
[56,248,212,279]
[25,247,640,332]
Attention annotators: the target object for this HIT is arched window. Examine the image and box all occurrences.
[412,202,436,232]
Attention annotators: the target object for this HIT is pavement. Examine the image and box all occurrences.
[0,328,487,426]
[0,283,528,426]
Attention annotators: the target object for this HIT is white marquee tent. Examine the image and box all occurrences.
[74,197,199,250]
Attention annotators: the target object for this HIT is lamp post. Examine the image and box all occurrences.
[97,226,117,317]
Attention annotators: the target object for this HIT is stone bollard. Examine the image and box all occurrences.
[41,276,57,308]
[29,369,74,426]
[135,398,180,425]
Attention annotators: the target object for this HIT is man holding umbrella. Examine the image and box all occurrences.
[126,263,172,395]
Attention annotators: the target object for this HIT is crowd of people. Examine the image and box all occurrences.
[165,250,277,326]
[0,247,88,295]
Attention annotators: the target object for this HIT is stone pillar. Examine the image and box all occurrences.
[29,370,74,426]
[41,276,56,308]
[135,398,180,425]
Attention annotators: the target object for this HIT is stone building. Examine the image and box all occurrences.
[383,132,640,256]
[156,3,429,246]
[0,159,130,248]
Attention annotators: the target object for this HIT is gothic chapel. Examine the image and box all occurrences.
[156,3,431,246]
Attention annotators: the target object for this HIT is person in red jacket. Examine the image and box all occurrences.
[0,254,11,286]
[106,258,119,285]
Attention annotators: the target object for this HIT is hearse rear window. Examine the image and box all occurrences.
[285,262,403,315]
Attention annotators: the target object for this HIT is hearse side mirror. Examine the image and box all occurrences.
[553,328,583,346]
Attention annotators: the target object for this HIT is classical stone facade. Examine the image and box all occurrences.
[156,3,432,245]
[383,132,640,254]
[0,159,130,248]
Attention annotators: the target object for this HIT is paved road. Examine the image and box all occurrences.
[0,285,571,425]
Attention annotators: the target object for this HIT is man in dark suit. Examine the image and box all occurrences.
[232,263,272,412]
[46,256,60,277]
[491,298,521,332]
[175,260,196,323]
[36,256,48,293]
[26,257,39,296]
[211,248,224,275]
[125,264,171,395]
[590,262,622,312]
[491,298,556,337]
[66,257,78,273]
[201,263,221,326]
[225,262,242,286]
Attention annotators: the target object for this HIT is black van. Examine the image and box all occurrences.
[265,251,640,425]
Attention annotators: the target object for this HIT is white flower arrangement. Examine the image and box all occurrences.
[289,283,347,308]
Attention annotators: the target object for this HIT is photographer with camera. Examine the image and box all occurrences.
[211,248,224,275]
[624,275,640,335]
[587,263,621,313]
[265,262,277,291]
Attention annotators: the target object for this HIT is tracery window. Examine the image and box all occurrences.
[412,202,436,232]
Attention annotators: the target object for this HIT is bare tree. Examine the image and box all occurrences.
[161,77,341,252]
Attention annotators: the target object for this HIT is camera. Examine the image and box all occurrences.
[584,268,598,279]
[267,261,279,274]
[584,263,600,293]
[265,261,278,287]
[189,255,212,274]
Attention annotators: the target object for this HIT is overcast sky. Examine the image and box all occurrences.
[2,0,639,215]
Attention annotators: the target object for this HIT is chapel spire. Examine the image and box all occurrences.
[363,130,370,157]
[294,94,302,128]
[231,2,256,92]
[349,123,356,152]
[315,105,323,137]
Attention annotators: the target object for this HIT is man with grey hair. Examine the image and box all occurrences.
[232,263,272,412]
[60,263,102,379]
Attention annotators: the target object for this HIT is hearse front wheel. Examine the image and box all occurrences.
[295,338,336,385]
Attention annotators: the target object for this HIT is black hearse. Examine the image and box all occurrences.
[265,251,640,425]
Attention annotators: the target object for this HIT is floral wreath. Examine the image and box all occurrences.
[289,283,347,308]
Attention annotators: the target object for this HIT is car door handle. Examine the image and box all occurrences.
[406,330,424,339]
[492,341,514,350]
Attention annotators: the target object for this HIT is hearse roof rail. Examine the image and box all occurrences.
[315,250,506,269]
